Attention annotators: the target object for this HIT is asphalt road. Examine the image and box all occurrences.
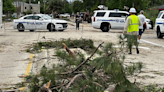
[0,21,163,89]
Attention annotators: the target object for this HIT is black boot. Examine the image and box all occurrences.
[128,49,132,54]
[128,52,132,54]
[136,48,139,54]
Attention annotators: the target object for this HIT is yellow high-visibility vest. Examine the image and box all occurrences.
[128,15,140,32]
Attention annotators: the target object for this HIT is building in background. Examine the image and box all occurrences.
[12,1,40,17]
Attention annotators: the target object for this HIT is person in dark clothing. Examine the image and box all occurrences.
[55,12,60,18]
[74,12,81,30]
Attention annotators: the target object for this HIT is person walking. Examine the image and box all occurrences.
[74,12,81,30]
[123,8,142,54]
[138,10,147,43]
[55,12,60,18]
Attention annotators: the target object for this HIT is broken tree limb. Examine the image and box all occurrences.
[38,80,52,92]
[51,82,69,90]
[93,82,103,87]
[38,84,52,92]
[63,74,83,92]
[62,43,75,56]
[71,42,104,73]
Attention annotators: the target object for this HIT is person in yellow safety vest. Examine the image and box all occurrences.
[123,8,142,54]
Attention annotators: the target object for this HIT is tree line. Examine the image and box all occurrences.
[3,0,164,15]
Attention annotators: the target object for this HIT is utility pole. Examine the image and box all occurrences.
[64,0,65,12]
[0,0,2,30]
[43,0,46,14]
[133,0,135,7]
[101,0,103,4]
[23,0,24,13]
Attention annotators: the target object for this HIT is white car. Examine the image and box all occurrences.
[59,13,70,18]
[13,14,68,32]
[155,10,164,38]
[145,18,153,30]
[91,10,153,32]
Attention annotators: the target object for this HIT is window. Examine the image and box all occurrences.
[162,15,164,19]
[41,15,52,20]
[24,16,33,19]
[31,7,33,9]
[109,13,128,18]
[25,7,26,9]
[33,16,41,20]
[96,12,106,17]
[158,12,163,18]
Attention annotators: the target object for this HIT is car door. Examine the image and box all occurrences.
[119,13,129,28]
[108,12,121,28]
[95,12,106,28]
[33,16,45,30]
[109,12,127,29]
[23,16,35,30]
[160,14,164,32]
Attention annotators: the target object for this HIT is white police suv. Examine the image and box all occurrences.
[91,10,129,32]
[155,10,164,38]
[91,10,153,32]
[13,14,68,32]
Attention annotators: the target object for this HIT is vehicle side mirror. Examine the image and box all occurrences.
[39,18,43,20]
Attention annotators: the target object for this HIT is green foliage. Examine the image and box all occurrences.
[26,38,145,92]
[3,0,16,14]
[143,84,164,92]
[28,39,96,54]
[72,0,83,13]
[144,9,159,26]
[26,65,57,92]
[63,1,72,14]
[46,0,63,13]
[105,0,150,11]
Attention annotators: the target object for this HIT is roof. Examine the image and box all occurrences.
[151,5,164,10]
[94,10,129,13]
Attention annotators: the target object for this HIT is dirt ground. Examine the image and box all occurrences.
[0,21,164,90]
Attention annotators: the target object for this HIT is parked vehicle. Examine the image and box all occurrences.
[91,10,153,32]
[155,10,164,38]
[91,10,129,32]
[59,13,70,18]
[13,14,68,32]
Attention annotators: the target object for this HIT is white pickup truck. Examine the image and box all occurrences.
[13,14,68,32]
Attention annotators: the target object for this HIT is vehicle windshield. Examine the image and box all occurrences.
[157,12,163,18]
[41,15,52,20]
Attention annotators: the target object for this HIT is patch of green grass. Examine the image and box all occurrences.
[143,84,164,92]
[27,39,96,54]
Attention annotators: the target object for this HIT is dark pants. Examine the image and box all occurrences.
[139,29,143,35]
[76,21,79,30]
[127,35,139,53]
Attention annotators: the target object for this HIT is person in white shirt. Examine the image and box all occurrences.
[138,10,147,43]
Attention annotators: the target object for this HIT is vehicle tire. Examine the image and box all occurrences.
[47,24,55,32]
[101,24,109,32]
[30,30,34,32]
[17,23,25,32]
[157,27,163,38]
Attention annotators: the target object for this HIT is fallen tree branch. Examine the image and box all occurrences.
[51,82,69,90]
[71,42,104,73]
[63,74,83,92]
[93,82,103,87]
